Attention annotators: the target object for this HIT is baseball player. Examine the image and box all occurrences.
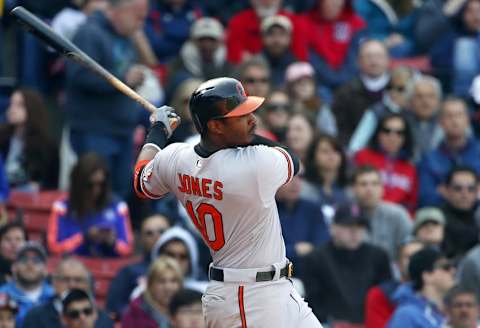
[133,77,321,328]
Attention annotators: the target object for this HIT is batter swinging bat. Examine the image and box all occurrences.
[10,6,178,127]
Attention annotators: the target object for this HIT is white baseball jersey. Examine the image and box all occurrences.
[139,142,294,269]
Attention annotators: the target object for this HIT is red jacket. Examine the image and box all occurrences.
[226,9,309,64]
[354,148,418,213]
[304,2,365,69]
[122,296,169,328]
[365,286,395,328]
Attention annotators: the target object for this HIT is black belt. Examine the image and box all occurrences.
[209,263,294,282]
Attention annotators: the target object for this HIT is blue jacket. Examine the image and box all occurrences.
[0,155,8,202]
[0,281,54,327]
[47,199,134,257]
[418,138,480,206]
[106,258,150,318]
[277,198,330,268]
[388,283,445,328]
[65,11,141,137]
[144,1,203,63]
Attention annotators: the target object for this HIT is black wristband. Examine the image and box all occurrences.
[145,122,168,148]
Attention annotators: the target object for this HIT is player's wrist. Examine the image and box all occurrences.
[145,122,168,148]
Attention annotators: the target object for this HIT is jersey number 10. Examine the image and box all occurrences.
[186,201,225,251]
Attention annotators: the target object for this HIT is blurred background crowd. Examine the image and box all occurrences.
[0,0,480,327]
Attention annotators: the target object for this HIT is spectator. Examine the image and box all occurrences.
[351,165,412,260]
[285,61,337,136]
[51,0,109,41]
[47,153,134,257]
[276,175,330,269]
[387,248,455,327]
[65,0,149,198]
[260,89,291,141]
[257,15,296,87]
[226,0,308,64]
[418,97,480,206]
[354,0,420,58]
[60,289,98,328]
[236,57,271,98]
[413,207,445,249]
[302,201,392,326]
[459,242,480,303]
[444,285,480,328]
[365,239,424,328]
[106,213,171,319]
[440,166,480,261]
[306,0,366,92]
[0,293,17,328]
[414,0,456,53]
[122,257,183,328]
[0,222,26,285]
[303,133,349,218]
[0,242,54,327]
[332,39,390,146]
[405,75,444,162]
[285,112,316,162]
[169,288,203,328]
[0,88,58,191]
[167,17,233,92]
[144,0,203,63]
[168,78,203,144]
[151,226,207,292]
[430,0,480,97]
[23,257,113,328]
[354,114,418,213]
[348,66,416,153]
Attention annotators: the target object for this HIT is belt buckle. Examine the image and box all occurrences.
[287,262,294,278]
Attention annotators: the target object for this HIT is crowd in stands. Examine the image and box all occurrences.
[1,0,480,327]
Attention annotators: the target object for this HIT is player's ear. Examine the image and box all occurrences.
[207,119,225,135]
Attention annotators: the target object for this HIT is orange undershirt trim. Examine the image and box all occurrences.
[274,147,293,185]
[238,286,247,328]
[133,160,151,199]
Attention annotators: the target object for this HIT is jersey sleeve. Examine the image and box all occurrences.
[253,145,295,195]
[137,144,180,199]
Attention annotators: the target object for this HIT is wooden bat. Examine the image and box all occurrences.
[10,6,178,126]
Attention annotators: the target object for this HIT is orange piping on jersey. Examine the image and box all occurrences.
[274,147,293,185]
[47,207,83,254]
[238,286,247,328]
[133,160,150,199]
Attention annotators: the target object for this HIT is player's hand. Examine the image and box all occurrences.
[150,105,181,138]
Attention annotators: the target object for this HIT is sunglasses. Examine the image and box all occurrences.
[266,103,289,111]
[380,127,405,136]
[244,77,269,84]
[450,184,477,193]
[54,275,88,284]
[65,307,94,319]
[17,255,44,264]
[143,228,167,237]
[434,261,455,271]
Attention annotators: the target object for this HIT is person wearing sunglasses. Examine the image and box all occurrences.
[388,248,455,328]
[439,166,480,261]
[0,242,54,328]
[60,289,97,328]
[354,113,418,214]
[23,257,113,328]
[238,57,271,98]
[349,66,416,154]
[47,153,134,258]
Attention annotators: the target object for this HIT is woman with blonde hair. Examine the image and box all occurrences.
[122,257,184,328]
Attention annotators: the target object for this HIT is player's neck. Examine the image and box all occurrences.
[199,137,225,153]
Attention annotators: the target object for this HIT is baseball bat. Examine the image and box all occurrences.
[10,6,178,126]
